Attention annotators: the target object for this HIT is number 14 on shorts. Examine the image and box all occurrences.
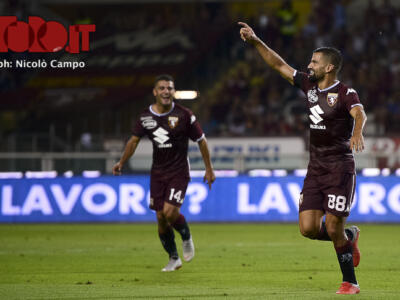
[169,188,184,204]
[328,194,350,212]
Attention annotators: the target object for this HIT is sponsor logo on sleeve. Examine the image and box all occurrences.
[346,88,357,95]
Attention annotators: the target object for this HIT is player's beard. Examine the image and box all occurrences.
[308,68,318,82]
[158,95,173,107]
[307,69,317,82]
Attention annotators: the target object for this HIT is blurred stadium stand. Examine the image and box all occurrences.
[0,0,399,175]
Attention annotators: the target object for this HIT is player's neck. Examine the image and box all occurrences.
[317,76,337,91]
[152,103,173,114]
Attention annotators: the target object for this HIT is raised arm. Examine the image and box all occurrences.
[349,106,367,153]
[198,138,215,190]
[238,22,295,85]
[112,135,141,175]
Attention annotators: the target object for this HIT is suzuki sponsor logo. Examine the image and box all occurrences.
[153,127,172,148]
[309,105,326,129]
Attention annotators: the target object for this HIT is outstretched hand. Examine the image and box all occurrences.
[238,22,258,43]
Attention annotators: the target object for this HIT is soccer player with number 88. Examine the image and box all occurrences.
[239,21,367,294]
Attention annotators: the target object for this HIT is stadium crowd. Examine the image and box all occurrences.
[195,0,400,138]
[0,0,399,151]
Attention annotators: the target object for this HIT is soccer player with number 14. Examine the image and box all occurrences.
[113,74,215,272]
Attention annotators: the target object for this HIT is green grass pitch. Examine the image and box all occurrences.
[0,223,399,299]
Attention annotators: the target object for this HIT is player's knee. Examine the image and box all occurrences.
[325,225,341,241]
[156,212,167,224]
[163,208,179,223]
[299,225,319,239]
[156,211,164,220]
[325,219,345,241]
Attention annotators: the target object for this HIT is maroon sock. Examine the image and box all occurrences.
[335,240,357,284]
[172,214,191,241]
[159,226,178,259]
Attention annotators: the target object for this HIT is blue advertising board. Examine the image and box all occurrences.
[1,175,400,222]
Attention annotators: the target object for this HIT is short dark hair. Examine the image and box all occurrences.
[154,74,174,87]
[313,47,343,73]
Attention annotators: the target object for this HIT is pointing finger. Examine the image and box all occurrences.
[238,22,250,29]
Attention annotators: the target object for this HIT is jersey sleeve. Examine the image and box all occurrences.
[188,113,204,142]
[343,88,362,112]
[131,118,146,137]
[293,71,312,94]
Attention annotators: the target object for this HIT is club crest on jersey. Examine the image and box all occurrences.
[327,93,338,107]
[168,116,179,129]
[307,88,318,103]
[142,118,157,129]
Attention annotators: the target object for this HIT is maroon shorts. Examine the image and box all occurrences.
[299,173,356,217]
[149,176,190,211]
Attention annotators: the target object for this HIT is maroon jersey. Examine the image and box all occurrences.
[132,102,204,180]
[294,71,363,175]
